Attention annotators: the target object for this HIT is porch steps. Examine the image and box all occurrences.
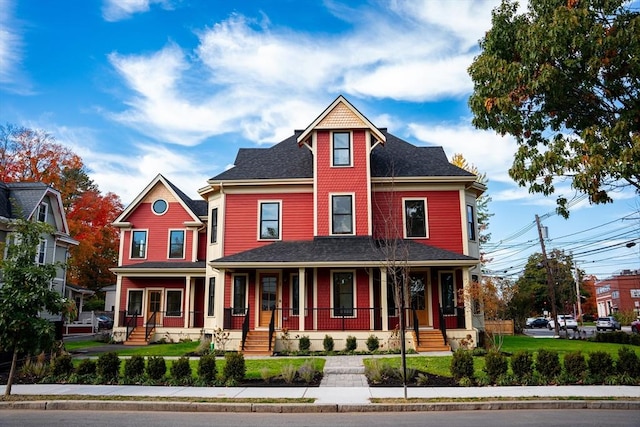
[241,330,274,356]
[124,327,152,346]
[413,330,450,352]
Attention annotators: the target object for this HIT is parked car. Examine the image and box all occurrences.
[548,314,578,331]
[630,318,639,334]
[96,315,113,330]
[595,316,621,331]
[529,317,549,328]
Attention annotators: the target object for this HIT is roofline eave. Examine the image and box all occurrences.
[111,267,206,276]
[208,259,479,269]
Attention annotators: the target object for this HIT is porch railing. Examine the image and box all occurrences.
[268,308,275,351]
[241,305,250,351]
[145,310,157,341]
[120,310,138,340]
[118,311,205,330]
[412,309,420,346]
[438,305,447,345]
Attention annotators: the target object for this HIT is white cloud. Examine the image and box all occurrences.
[0,0,32,94]
[106,1,504,147]
[102,0,175,22]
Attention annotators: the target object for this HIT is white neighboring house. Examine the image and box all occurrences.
[101,284,117,312]
[0,182,79,330]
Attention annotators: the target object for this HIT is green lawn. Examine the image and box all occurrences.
[63,340,108,352]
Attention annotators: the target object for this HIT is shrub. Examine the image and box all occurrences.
[298,335,311,352]
[617,347,640,378]
[297,360,317,384]
[96,352,121,383]
[483,351,508,383]
[76,359,97,376]
[366,335,380,352]
[563,351,587,382]
[510,350,533,383]
[450,349,474,381]
[323,335,334,352]
[51,354,74,377]
[223,352,246,384]
[535,349,560,382]
[588,351,615,383]
[195,338,212,355]
[146,356,166,381]
[198,353,217,384]
[281,364,297,384]
[170,356,193,384]
[345,335,357,352]
[123,355,145,381]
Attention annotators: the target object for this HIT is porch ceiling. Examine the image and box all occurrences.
[209,236,478,269]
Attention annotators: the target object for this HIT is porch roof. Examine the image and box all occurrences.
[111,261,206,275]
[209,237,478,269]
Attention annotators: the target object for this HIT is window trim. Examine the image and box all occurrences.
[168,229,186,259]
[210,207,218,244]
[36,239,47,265]
[467,204,476,241]
[257,200,282,241]
[207,277,216,317]
[151,199,168,215]
[331,131,352,167]
[127,289,143,316]
[439,270,456,315]
[330,270,356,318]
[330,193,355,235]
[402,198,428,239]
[37,202,48,223]
[130,229,148,259]
[232,274,248,316]
[165,289,183,317]
[290,273,302,317]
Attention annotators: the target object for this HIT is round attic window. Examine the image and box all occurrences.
[152,199,168,215]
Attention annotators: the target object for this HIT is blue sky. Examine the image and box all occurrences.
[1,0,638,279]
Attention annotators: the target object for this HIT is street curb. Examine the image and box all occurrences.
[1,400,639,413]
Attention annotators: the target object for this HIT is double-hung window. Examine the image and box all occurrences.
[131,230,147,259]
[259,201,280,240]
[331,195,353,235]
[333,271,354,316]
[207,277,215,316]
[36,240,46,265]
[37,203,48,222]
[467,205,476,241]
[232,275,247,315]
[210,208,218,244]
[127,290,143,315]
[291,274,300,316]
[332,132,351,166]
[404,199,427,238]
[169,230,185,259]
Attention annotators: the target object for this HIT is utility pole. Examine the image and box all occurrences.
[535,215,560,336]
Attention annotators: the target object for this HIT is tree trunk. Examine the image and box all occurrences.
[4,349,18,396]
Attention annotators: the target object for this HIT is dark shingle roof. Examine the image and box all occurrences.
[0,182,50,220]
[163,176,208,217]
[210,237,476,266]
[210,131,474,182]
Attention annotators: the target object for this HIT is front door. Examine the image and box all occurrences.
[147,290,162,326]
[259,274,278,327]
[410,274,429,326]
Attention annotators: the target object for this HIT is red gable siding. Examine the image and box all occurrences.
[122,201,195,265]
[372,190,463,253]
[315,130,370,236]
[224,192,314,256]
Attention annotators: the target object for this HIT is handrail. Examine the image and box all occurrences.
[412,308,420,346]
[438,305,447,345]
[268,308,275,351]
[124,311,138,341]
[241,305,250,351]
[145,310,158,341]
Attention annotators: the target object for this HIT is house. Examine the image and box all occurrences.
[595,270,640,318]
[112,96,485,353]
[0,182,79,332]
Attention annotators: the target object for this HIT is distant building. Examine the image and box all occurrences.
[0,182,79,323]
[595,270,640,318]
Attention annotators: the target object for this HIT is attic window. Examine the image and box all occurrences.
[152,199,168,215]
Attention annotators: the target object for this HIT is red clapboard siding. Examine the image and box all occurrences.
[315,130,370,236]
[223,192,313,256]
[372,190,463,253]
[122,202,195,265]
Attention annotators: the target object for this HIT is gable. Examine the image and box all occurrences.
[316,101,368,129]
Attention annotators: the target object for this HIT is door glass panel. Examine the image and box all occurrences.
[149,292,161,312]
[410,275,426,310]
[261,276,277,311]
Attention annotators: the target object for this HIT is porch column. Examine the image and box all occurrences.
[462,267,473,330]
[380,267,389,331]
[298,267,306,331]
[184,275,192,328]
[114,274,123,327]
[214,269,225,329]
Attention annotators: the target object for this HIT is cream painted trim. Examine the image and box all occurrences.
[257,200,283,241]
[366,130,373,236]
[329,269,357,318]
[371,176,477,185]
[313,268,318,328]
[459,190,469,255]
[298,268,306,331]
[219,185,313,195]
[167,229,186,260]
[207,178,313,188]
[330,130,354,168]
[191,229,198,262]
[214,270,225,328]
[427,268,434,326]
[402,197,429,239]
[368,268,374,328]
[329,192,356,236]
[255,270,281,329]
[111,268,205,276]
[210,259,479,269]
[114,275,123,326]
[380,268,389,331]
[372,182,467,192]
[130,229,149,260]
[312,132,318,236]
[164,288,184,318]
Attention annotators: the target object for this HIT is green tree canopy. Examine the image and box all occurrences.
[0,219,65,395]
[468,0,640,217]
